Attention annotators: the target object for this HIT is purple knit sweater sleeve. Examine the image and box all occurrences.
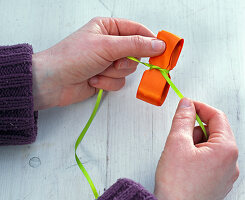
[0,44,38,145]
[98,178,157,200]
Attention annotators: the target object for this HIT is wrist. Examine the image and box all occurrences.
[32,50,61,110]
[154,183,181,200]
[154,185,167,200]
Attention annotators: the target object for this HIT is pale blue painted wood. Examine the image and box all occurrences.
[0,0,244,199]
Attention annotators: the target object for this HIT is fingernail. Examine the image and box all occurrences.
[89,77,98,85]
[179,98,192,108]
[118,59,130,69]
[151,39,166,52]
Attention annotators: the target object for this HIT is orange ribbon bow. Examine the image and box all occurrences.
[136,30,184,106]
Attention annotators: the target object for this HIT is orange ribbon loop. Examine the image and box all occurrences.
[136,30,184,106]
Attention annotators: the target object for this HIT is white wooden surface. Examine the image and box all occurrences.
[0,0,245,199]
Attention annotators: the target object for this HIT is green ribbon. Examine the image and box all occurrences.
[127,56,207,139]
[75,89,103,199]
[75,56,207,199]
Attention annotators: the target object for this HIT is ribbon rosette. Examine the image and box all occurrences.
[136,30,184,106]
[128,30,207,139]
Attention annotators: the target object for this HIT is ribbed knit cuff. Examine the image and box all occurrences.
[0,44,38,145]
[98,178,157,200]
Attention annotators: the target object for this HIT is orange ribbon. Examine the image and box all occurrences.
[136,30,184,106]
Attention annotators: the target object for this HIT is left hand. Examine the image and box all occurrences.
[32,17,166,110]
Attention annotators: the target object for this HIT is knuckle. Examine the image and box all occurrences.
[119,78,126,89]
[174,110,194,121]
[234,167,240,181]
[231,146,239,160]
[212,144,238,170]
[219,110,227,119]
[212,109,232,130]
[214,109,228,120]
[91,17,102,23]
[111,78,125,91]
[221,144,239,162]
[227,145,239,160]
[171,112,195,133]
[100,38,115,61]
[130,66,137,73]
[131,35,145,50]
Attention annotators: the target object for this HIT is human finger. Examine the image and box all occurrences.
[88,75,125,91]
[100,58,138,78]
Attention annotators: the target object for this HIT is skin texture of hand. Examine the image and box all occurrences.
[32,17,166,110]
[154,98,239,200]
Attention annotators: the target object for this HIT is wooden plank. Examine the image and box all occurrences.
[0,0,244,199]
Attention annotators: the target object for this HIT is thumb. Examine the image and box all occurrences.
[105,35,166,60]
[168,98,196,146]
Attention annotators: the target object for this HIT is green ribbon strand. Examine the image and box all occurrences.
[75,89,103,199]
[127,56,207,140]
[75,57,207,199]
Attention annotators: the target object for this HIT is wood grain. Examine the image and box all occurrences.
[0,0,244,199]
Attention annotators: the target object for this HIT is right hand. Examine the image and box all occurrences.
[154,98,239,200]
